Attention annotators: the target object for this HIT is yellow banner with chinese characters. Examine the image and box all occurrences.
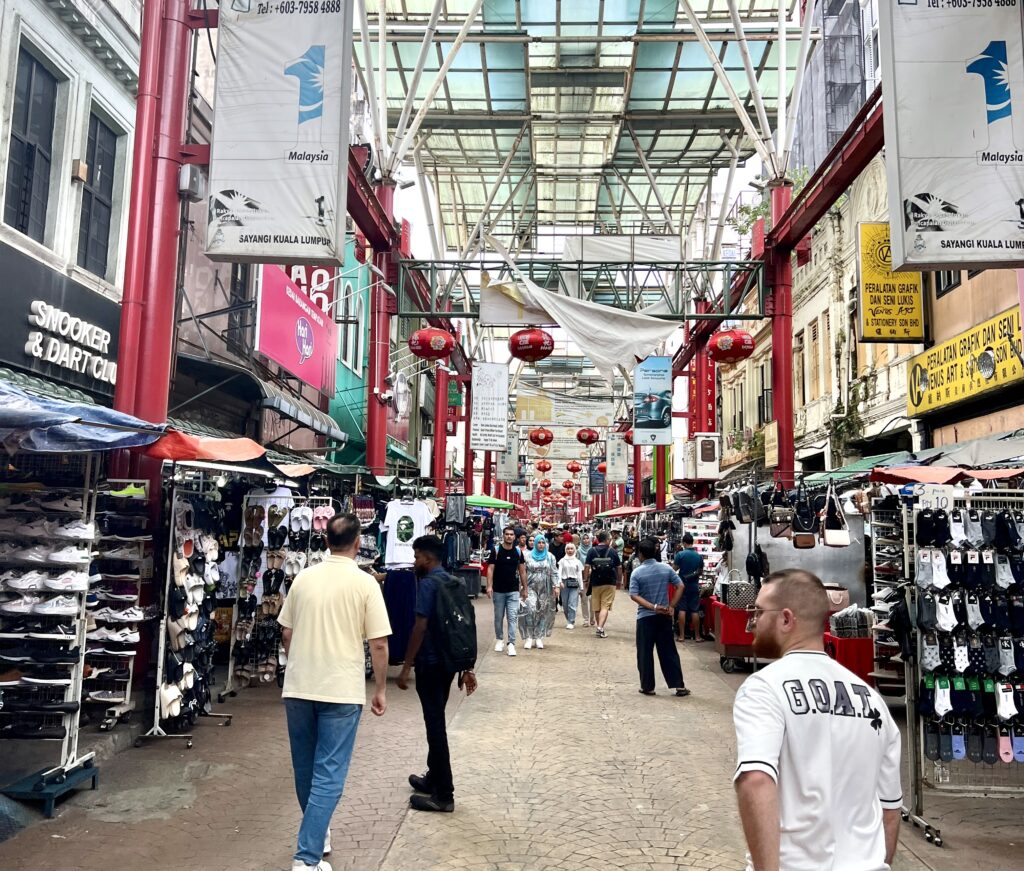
[906,307,1023,417]
[858,222,924,342]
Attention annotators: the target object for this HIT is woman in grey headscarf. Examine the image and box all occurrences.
[518,536,559,649]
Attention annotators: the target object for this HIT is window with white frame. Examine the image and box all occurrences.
[340,280,354,369]
[78,112,119,277]
[5,48,58,243]
[354,295,365,373]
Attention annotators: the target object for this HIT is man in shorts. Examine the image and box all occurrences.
[673,534,705,642]
[584,531,621,638]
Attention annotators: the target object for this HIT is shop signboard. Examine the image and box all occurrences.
[282,264,336,316]
[626,472,634,497]
[0,241,120,400]
[497,432,520,482]
[856,223,925,342]
[879,2,1024,270]
[256,265,338,393]
[469,362,509,452]
[206,0,352,265]
[605,432,629,483]
[764,420,779,469]
[589,457,606,495]
[515,384,614,427]
[633,356,673,445]
[447,380,463,407]
[906,306,1023,417]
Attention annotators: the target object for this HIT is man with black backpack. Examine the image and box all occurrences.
[397,535,478,813]
[585,530,622,638]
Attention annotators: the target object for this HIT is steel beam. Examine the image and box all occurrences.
[725,0,777,175]
[627,124,675,233]
[355,0,386,173]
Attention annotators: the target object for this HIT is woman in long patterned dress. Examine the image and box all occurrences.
[518,536,558,649]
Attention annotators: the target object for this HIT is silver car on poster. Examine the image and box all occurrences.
[633,389,672,429]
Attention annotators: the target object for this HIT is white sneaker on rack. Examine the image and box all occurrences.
[0,595,43,614]
[4,571,49,591]
[39,495,84,512]
[101,546,139,560]
[49,546,91,565]
[16,546,51,563]
[111,607,144,623]
[34,595,80,616]
[56,520,96,541]
[104,627,140,644]
[44,571,89,592]
[14,518,57,538]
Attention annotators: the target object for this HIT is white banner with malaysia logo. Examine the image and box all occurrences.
[206,0,352,265]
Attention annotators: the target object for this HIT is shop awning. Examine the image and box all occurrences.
[386,441,419,466]
[596,505,651,518]
[967,468,1024,481]
[869,466,968,485]
[466,494,515,510]
[176,354,345,444]
[145,428,266,463]
[803,452,913,487]
[0,380,164,453]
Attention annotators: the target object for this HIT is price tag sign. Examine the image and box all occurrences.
[917,484,955,510]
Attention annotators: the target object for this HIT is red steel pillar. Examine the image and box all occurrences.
[432,364,448,498]
[770,182,796,486]
[632,446,642,508]
[366,184,395,476]
[655,446,667,510]
[483,450,493,495]
[463,382,474,495]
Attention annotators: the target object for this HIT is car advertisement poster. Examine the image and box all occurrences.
[633,356,673,445]
[206,1,352,265]
[879,1,1024,270]
[469,362,509,452]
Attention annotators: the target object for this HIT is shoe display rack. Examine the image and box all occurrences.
[901,489,1024,848]
[142,483,232,748]
[682,515,725,587]
[0,451,100,789]
[869,496,912,698]
[83,480,152,732]
[224,494,337,697]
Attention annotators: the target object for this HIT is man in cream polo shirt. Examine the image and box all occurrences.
[733,569,903,871]
[278,513,392,871]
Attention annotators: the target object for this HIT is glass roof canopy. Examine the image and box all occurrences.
[365,0,801,248]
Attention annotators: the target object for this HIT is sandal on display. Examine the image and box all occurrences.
[267,504,288,529]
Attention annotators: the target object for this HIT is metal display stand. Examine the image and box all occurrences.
[901,489,1024,848]
[0,452,99,801]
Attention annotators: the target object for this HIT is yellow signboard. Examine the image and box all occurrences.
[857,222,925,342]
[906,307,1023,417]
[763,420,779,469]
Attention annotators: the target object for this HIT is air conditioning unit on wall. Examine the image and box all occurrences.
[693,433,721,480]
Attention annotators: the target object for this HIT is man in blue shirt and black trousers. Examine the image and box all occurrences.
[629,537,691,697]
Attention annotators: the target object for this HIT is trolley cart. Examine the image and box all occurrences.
[711,598,757,673]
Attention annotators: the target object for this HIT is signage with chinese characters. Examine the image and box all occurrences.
[516,384,614,427]
[497,432,520,483]
[256,266,338,393]
[764,420,779,469]
[469,362,509,451]
[206,1,353,264]
[605,433,629,483]
[906,306,1023,417]
[879,2,1024,269]
[857,222,924,342]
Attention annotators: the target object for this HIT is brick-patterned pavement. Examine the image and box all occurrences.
[0,589,1019,870]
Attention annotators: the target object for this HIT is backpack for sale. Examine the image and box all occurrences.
[432,574,478,673]
[589,547,617,585]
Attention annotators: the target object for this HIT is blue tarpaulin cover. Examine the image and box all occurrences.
[0,382,164,453]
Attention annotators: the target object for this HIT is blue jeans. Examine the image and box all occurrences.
[285,699,362,866]
[493,591,520,643]
[560,586,579,623]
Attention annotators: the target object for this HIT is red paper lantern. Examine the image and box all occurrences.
[566,460,582,474]
[535,460,552,473]
[623,430,634,446]
[408,327,456,360]
[707,328,755,364]
[562,480,574,490]
[597,462,607,474]
[529,427,554,446]
[539,478,552,489]
[576,428,599,445]
[508,328,555,363]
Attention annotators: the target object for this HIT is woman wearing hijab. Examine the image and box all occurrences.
[558,542,584,629]
[518,536,558,649]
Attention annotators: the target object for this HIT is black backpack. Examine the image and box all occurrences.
[589,547,617,585]
[432,574,478,673]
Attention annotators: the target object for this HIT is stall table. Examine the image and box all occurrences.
[824,632,875,686]
[711,597,757,673]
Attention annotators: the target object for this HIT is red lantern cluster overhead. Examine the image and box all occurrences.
[597,462,607,474]
[623,429,634,446]
[508,328,555,363]
[707,328,755,364]
[408,327,456,360]
[539,478,552,489]
[529,427,554,446]
[566,460,582,474]
[576,428,599,446]
[562,480,574,490]
[535,459,552,473]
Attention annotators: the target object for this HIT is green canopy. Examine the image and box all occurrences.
[466,494,515,510]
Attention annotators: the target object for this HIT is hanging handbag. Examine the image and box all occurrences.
[722,579,757,609]
[734,490,754,524]
[821,479,851,548]
[790,481,817,548]
[823,583,851,612]
[769,482,794,539]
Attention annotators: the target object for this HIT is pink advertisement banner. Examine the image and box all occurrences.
[256,266,337,394]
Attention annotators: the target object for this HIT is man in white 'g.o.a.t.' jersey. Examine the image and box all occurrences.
[733,569,903,871]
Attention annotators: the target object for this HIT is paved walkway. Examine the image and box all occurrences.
[0,590,1020,870]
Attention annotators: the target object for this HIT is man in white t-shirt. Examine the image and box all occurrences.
[278,513,393,871]
[733,569,902,871]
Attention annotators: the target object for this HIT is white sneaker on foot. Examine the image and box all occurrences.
[536,638,544,649]
[565,623,574,630]
[323,829,332,856]
[494,639,504,652]
[524,638,533,650]
[291,861,331,871]
[506,642,517,656]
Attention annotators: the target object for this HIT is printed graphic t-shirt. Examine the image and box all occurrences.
[382,500,434,568]
[733,651,902,871]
